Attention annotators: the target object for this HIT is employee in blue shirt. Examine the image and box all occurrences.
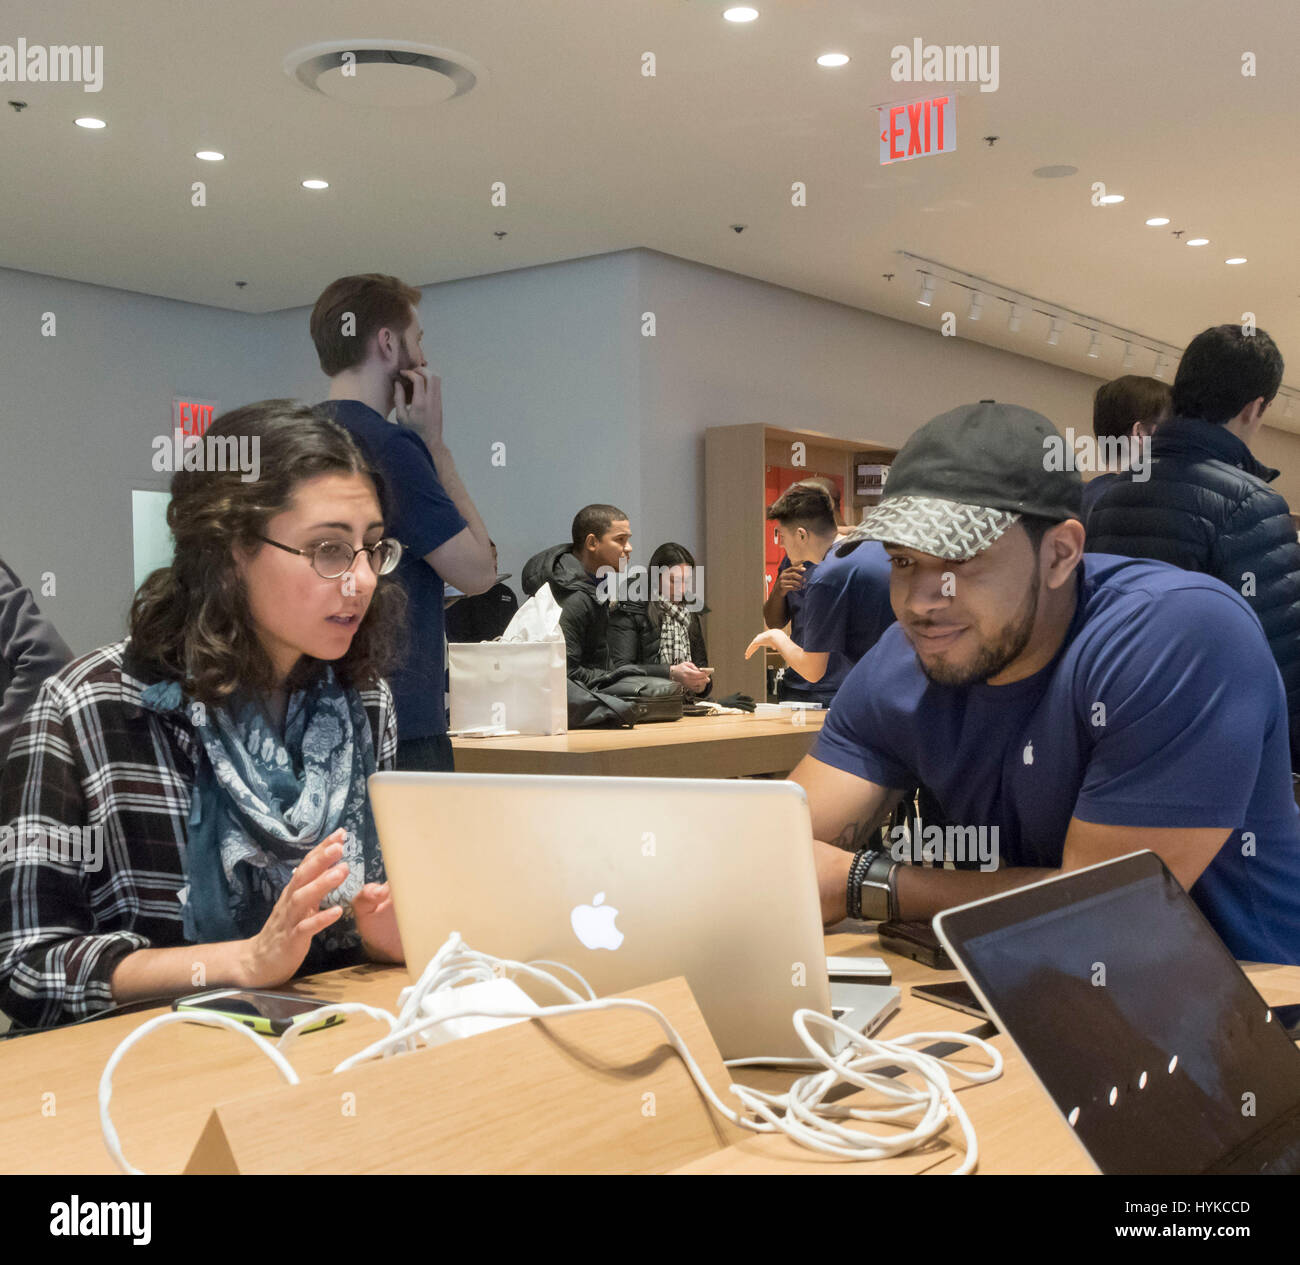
[311,274,496,771]
[750,483,894,703]
[797,401,1300,967]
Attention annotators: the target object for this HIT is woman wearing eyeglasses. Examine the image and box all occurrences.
[0,401,408,1029]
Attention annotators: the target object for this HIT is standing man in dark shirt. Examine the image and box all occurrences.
[311,274,496,770]
[445,541,518,642]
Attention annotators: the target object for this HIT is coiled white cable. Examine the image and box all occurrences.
[99,932,1001,1174]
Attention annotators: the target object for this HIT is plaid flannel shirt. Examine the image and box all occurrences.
[0,640,397,1029]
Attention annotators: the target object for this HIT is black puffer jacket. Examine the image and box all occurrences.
[1087,416,1300,768]
[521,545,672,689]
[609,601,713,698]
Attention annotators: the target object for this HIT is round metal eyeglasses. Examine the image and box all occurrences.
[256,535,403,579]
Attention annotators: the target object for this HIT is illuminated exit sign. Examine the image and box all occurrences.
[172,397,219,438]
[878,94,955,164]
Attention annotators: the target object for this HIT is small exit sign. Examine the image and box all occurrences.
[172,397,219,437]
[878,94,956,165]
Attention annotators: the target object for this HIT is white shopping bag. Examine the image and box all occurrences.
[448,586,568,735]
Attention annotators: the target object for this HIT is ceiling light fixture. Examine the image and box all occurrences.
[302,178,329,190]
[74,116,106,129]
[916,273,936,307]
[1087,331,1102,358]
[1225,257,1247,265]
[1047,317,1064,346]
[1122,342,1136,369]
[1145,217,1169,226]
[1187,238,1209,246]
[968,290,984,321]
[195,150,225,161]
[1099,193,1125,205]
[816,53,850,67]
[1008,302,1026,332]
[723,6,759,21]
[1154,353,1169,379]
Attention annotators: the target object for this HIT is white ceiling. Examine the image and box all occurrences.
[4,0,1299,425]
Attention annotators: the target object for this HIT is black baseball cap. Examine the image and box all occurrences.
[837,402,1083,562]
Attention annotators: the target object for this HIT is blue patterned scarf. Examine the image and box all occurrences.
[140,668,381,948]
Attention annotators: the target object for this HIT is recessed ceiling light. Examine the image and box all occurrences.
[723,6,758,21]
[1032,165,1078,179]
[74,117,106,129]
[1099,193,1124,204]
[1225,256,1247,265]
[817,53,850,67]
[302,178,329,190]
[195,150,225,162]
[1145,217,1170,226]
[1187,237,1209,246]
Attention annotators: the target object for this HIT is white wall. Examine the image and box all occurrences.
[4,249,1299,655]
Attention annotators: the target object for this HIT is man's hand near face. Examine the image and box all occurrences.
[394,367,444,451]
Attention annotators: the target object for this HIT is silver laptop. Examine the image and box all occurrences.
[934,850,1300,1175]
[369,772,898,1059]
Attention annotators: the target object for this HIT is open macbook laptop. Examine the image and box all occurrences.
[934,850,1300,1175]
[368,772,898,1060]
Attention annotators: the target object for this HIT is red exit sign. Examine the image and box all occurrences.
[172,397,219,437]
[878,94,956,165]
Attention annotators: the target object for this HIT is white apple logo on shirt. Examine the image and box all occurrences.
[570,892,624,951]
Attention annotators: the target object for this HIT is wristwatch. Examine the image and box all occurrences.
[847,848,898,922]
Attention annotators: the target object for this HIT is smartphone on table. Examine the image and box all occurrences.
[876,919,955,971]
[911,980,989,1021]
[173,989,343,1036]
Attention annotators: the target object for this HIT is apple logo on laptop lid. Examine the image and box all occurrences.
[571,892,624,951]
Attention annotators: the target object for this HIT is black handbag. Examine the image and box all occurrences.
[587,666,684,723]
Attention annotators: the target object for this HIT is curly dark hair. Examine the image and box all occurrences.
[129,400,407,704]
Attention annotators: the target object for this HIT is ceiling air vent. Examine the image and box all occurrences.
[284,40,481,109]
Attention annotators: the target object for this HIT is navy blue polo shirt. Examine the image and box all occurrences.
[321,400,467,740]
[799,539,896,678]
[776,555,835,701]
[814,554,1300,966]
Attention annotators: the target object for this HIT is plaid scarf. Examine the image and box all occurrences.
[655,599,693,665]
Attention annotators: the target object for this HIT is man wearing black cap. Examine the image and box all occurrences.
[792,401,1300,966]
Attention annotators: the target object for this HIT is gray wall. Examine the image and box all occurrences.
[3,250,1299,655]
[0,267,281,654]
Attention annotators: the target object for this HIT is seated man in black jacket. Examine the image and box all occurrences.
[1088,324,1300,770]
[522,505,709,693]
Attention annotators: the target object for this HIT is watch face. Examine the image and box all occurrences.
[860,881,891,922]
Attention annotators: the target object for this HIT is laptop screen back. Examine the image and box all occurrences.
[937,852,1300,1175]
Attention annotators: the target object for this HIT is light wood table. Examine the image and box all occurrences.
[451,711,826,778]
[4,934,1297,1175]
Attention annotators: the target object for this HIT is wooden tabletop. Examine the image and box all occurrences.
[450,710,826,778]
[5,932,1297,1175]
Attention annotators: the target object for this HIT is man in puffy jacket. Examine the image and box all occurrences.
[1088,324,1300,770]
[522,504,710,693]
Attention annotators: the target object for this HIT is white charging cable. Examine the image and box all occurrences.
[99,933,1001,1174]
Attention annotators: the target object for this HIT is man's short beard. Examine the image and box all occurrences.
[916,573,1040,687]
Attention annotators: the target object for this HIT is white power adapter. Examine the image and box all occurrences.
[408,977,540,1047]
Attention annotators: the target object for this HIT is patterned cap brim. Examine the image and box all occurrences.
[840,496,1021,561]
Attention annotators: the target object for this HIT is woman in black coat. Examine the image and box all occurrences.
[610,542,712,697]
